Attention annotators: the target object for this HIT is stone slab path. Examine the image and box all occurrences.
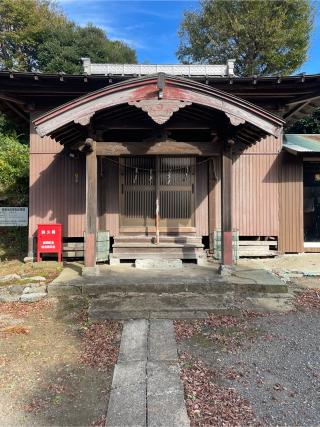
[106,319,190,427]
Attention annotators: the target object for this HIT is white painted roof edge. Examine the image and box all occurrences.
[81,57,236,77]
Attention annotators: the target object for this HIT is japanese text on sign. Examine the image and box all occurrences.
[0,207,28,226]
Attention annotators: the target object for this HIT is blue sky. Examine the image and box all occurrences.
[58,0,320,74]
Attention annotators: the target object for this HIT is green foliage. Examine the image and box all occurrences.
[0,133,29,205]
[0,0,137,73]
[0,0,65,71]
[177,0,314,76]
[37,23,137,74]
[287,108,320,133]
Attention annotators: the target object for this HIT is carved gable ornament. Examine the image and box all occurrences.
[226,112,246,126]
[129,100,192,125]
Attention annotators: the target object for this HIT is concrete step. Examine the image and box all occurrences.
[88,292,295,320]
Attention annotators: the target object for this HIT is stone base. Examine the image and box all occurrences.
[82,266,100,276]
[218,264,234,276]
[109,258,121,265]
[135,258,182,270]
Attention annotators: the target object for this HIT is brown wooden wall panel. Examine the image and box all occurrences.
[98,158,119,236]
[30,113,62,154]
[279,152,304,253]
[29,153,85,238]
[232,154,279,235]
[244,135,282,154]
[195,161,209,236]
[210,150,279,236]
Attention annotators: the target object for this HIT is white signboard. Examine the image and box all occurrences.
[0,207,28,226]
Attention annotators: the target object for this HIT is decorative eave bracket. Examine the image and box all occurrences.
[128,99,192,125]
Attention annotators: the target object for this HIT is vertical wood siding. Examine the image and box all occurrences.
[279,152,304,252]
[211,136,281,236]
[99,158,119,236]
[29,121,85,239]
[195,161,209,236]
[232,154,279,235]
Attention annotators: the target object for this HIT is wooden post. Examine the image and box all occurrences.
[208,158,216,253]
[155,156,160,244]
[220,142,233,271]
[85,140,97,268]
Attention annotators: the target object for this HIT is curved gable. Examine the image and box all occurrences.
[34,75,284,139]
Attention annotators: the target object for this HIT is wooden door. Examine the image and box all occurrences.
[120,156,195,232]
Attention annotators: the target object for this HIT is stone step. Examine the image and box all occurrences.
[89,292,294,320]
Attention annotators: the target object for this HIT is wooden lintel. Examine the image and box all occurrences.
[98,121,211,130]
[96,140,221,156]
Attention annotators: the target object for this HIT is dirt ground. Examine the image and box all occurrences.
[0,297,121,426]
[239,253,320,274]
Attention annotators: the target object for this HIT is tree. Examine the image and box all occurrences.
[36,23,137,74]
[287,108,320,133]
[0,0,137,73]
[0,133,29,205]
[0,0,65,71]
[177,0,314,76]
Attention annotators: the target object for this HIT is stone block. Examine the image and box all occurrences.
[0,273,21,282]
[148,320,178,362]
[82,266,100,276]
[20,292,47,302]
[47,283,82,296]
[118,319,148,362]
[23,285,46,294]
[135,258,182,270]
[147,362,189,427]
[111,361,146,390]
[106,383,146,427]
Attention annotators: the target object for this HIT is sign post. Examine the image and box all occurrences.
[37,224,62,262]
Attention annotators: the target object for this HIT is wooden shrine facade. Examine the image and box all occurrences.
[32,74,284,268]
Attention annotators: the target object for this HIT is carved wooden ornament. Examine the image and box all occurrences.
[226,112,246,126]
[129,100,192,125]
[74,112,95,126]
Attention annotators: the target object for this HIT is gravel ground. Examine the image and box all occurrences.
[221,312,320,427]
[178,310,320,427]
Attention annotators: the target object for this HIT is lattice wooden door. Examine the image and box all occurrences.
[120,156,195,231]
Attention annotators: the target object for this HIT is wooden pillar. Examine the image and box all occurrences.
[221,143,233,268]
[155,156,160,244]
[85,140,97,267]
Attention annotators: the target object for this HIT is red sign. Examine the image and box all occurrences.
[37,224,62,262]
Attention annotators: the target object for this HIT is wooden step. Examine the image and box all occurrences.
[110,252,203,260]
[113,243,204,248]
[114,236,202,244]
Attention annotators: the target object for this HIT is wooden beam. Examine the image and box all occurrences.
[3,101,29,123]
[96,140,221,156]
[85,139,97,267]
[96,121,211,130]
[221,142,233,268]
